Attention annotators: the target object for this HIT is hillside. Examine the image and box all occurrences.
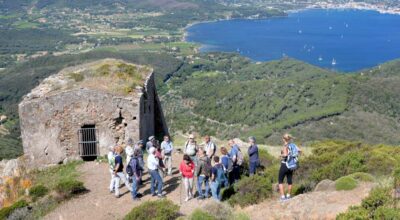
[1,51,400,159]
[162,53,400,145]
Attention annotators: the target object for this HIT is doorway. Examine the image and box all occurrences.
[78,124,99,161]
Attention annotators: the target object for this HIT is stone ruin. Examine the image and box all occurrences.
[18,59,168,167]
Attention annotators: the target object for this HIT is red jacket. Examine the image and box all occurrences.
[179,161,195,178]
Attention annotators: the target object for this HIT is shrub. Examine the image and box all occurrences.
[348,172,374,182]
[29,184,49,201]
[228,175,272,207]
[188,209,216,220]
[374,206,400,220]
[221,185,235,201]
[68,72,84,82]
[0,200,29,219]
[124,199,179,220]
[361,187,392,212]
[336,206,368,220]
[203,201,233,220]
[233,212,251,220]
[335,176,358,191]
[393,166,400,190]
[55,179,86,198]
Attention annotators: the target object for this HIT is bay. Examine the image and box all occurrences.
[186,9,400,72]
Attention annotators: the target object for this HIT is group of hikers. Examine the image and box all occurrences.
[107,133,300,202]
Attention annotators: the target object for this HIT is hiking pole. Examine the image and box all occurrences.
[179,175,183,205]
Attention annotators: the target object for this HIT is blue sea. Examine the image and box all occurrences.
[186,9,400,72]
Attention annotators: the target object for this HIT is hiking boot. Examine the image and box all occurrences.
[286,194,291,200]
[157,194,164,198]
[197,196,204,200]
[132,197,141,201]
[280,196,286,202]
[115,195,121,198]
[151,193,157,197]
[185,197,190,202]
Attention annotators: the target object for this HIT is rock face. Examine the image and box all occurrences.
[245,182,374,220]
[18,59,168,167]
[314,179,336,192]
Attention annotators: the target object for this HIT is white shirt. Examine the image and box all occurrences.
[147,154,159,170]
[205,141,216,157]
[125,145,133,163]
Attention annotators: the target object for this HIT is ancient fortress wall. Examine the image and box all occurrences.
[18,61,168,167]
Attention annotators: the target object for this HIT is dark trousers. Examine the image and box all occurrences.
[249,161,257,175]
[228,165,240,185]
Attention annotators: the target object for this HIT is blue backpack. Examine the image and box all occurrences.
[216,164,228,184]
[286,143,300,171]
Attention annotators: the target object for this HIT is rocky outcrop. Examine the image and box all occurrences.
[245,182,374,220]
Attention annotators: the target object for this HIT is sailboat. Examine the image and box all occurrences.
[318,56,323,61]
[331,58,337,66]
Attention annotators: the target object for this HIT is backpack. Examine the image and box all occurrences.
[222,155,233,173]
[202,157,212,177]
[286,143,300,171]
[126,157,140,177]
[236,147,244,166]
[216,164,227,183]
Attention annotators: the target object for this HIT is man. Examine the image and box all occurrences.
[210,156,227,201]
[185,134,198,164]
[107,146,116,193]
[146,136,156,153]
[134,140,145,184]
[248,136,259,176]
[228,139,241,184]
[113,146,132,198]
[147,147,164,198]
[204,135,217,160]
[161,135,174,176]
[125,138,134,164]
[195,149,211,200]
[127,149,142,201]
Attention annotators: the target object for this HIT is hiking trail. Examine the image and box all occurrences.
[44,153,374,220]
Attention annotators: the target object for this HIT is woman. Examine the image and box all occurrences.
[113,146,132,198]
[278,134,301,201]
[155,145,165,179]
[179,154,195,202]
[220,147,231,187]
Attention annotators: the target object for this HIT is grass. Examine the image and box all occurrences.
[32,160,83,190]
[335,176,358,191]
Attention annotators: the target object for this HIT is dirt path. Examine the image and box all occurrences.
[44,152,374,220]
[243,182,374,220]
[44,153,212,220]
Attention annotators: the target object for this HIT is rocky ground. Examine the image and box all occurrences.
[43,153,374,220]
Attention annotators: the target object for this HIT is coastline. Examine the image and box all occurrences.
[182,5,400,42]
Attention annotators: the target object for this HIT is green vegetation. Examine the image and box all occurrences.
[335,176,358,191]
[55,179,86,199]
[337,187,399,220]
[124,199,180,220]
[227,174,273,207]
[32,160,83,189]
[348,172,375,182]
[29,184,49,201]
[189,209,216,220]
[0,200,28,220]
[187,201,250,220]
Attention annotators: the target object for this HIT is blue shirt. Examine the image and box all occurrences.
[229,144,239,159]
[161,141,174,154]
[248,144,259,163]
[221,155,229,170]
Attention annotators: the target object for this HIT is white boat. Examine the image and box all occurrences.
[318,56,323,61]
[332,58,337,66]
